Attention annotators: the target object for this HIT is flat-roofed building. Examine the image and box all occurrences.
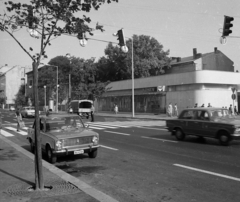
[98,48,240,114]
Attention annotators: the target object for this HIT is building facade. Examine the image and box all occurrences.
[97,48,240,114]
[0,65,31,108]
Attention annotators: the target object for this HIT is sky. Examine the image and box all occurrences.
[0,0,240,71]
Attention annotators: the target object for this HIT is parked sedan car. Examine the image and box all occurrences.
[9,106,15,111]
[166,107,240,146]
[27,113,99,163]
[21,106,35,118]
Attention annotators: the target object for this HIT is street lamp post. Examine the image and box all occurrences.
[44,85,46,111]
[131,37,134,117]
[41,63,58,112]
[56,66,58,113]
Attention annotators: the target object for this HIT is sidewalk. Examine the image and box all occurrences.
[0,134,118,202]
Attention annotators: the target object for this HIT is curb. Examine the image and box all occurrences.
[0,134,119,202]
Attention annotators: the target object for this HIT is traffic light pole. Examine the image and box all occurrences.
[131,37,135,118]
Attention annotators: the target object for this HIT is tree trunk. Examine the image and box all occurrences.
[33,61,44,190]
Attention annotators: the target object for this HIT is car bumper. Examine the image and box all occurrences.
[53,145,99,156]
[232,134,240,140]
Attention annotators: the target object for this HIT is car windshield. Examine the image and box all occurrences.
[210,109,231,118]
[45,116,84,131]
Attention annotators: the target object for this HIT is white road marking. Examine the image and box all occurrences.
[4,127,28,136]
[104,131,130,136]
[89,126,105,130]
[174,164,240,182]
[142,136,178,143]
[88,124,117,129]
[100,145,118,151]
[3,121,12,123]
[87,122,131,128]
[0,129,14,137]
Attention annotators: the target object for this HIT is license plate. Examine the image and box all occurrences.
[74,150,84,155]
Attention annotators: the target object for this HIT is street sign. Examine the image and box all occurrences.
[232,94,236,100]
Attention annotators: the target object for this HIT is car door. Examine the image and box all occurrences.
[178,110,196,135]
[186,110,203,135]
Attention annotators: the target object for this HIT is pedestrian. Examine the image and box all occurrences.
[173,103,178,117]
[15,107,22,132]
[114,104,118,115]
[167,103,173,117]
[207,103,212,107]
[194,103,198,108]
[229,104,233,115]
[201,104,205,107]
[234,106,238,115]
[91,104,95,122]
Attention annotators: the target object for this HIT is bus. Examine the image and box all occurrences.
[69,100,93,119]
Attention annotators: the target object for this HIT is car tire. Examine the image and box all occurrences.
[218,131,230,146]
[175,128,185,141]
[46,145,57,163]
[88,149,98,158]
[30,141,35,153]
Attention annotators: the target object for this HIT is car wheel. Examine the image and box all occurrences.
[218,131,230,146]
[88,149,98,158]
[30,141,35,153]
[175,128,185,141]
[46,145,57,163]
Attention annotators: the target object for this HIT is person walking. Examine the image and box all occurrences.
[174,103,178,117]
[114,104,118,115]
[194,103,198,108]
[201,104,205,107]
[229,104,233,115]
[15,107,22,132]
[90,104,95,122]
[167,103,173,117]
[207,103,212,107]
[234,106,238,115]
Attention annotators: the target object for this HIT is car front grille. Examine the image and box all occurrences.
[63,136,92,147]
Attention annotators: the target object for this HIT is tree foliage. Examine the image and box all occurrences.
[96,35,171,82]
[14,84,27,107]
[40,55,109,102]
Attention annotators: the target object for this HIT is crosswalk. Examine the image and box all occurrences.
[0,120,166,137]
[86,120,166,130]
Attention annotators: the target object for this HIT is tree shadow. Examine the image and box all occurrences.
[0,168,34,186]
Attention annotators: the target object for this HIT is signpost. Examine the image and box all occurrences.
[231,87,236,114]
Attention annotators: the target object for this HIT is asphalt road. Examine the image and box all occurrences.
[1,110,240,202]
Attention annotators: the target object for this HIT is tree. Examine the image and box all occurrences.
[0,0,118,190]
[14,84,28,107]
[97,35,171,82]
[47,55,109,101]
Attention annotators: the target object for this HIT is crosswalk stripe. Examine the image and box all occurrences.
[86,122,130,128]
[104,131,130,136]
[1,129,14,137]
[89,126,105,130]
[4,127,28,136]
[88,124,117,129]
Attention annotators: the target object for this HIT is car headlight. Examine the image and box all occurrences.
[56,140,63,150]
[235,128,240,133]
[92,136,99,145]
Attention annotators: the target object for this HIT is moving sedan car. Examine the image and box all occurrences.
[21,106,35,117]
[27,113,99,163]
[166,107,240,146]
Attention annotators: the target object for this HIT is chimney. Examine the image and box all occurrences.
[214,47,218,53]
[193,48,197,59]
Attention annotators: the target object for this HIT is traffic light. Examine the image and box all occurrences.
[222,15,234,37]
[117,29,126,47]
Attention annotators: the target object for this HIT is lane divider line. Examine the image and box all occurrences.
[142,136,178,143]
[174,164,240,182]
[137,126,167,131]
[104,131,130,136]
[100,145,118,151]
